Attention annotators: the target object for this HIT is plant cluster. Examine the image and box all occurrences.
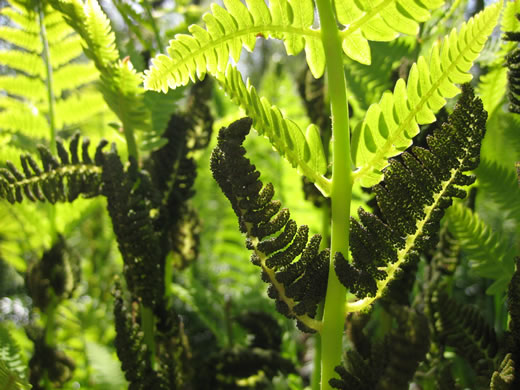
[0,0,519,389]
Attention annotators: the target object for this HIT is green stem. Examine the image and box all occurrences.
[142,0,164,52]
[315,0,352,388]
[38,1,57,155]
[140,305,156,369]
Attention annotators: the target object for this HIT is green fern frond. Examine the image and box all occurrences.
[445,202,515,296]
[351,2,501,188]
[0,0,106,143]
[342,85,487,307]
[0,99,48,138]
[0,324,28,386]
[477,65,508,116]
[334,0,445,65]
[98,59,152,143]
[50,0,169,154]
[49,0,118,70]
[476,159,520,224]
[216,64,329,193]
[0,133,107,204]
[144,0,326,91]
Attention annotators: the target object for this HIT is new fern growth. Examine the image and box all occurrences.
[142,0,502,387]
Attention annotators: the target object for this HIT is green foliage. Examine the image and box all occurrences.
[0,324,30,390]
[0,0,105,147]
[445,202,516,296]
[215,65,329,192]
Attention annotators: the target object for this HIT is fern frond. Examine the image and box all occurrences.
[0,0,106,141]
[431,289,499,381]
[334,0,445,65]
[50,0,168,153]
[144,0,326,91]
[98,59,152,140]
[351,2,501,188]
[0,324,28,385]
[0,133,107,204]
[477,65,508,116]
[330,306,430,390]
[504,8,520,114]
[216,65,329,193]
[445,203,515,296]
[345,38,417,112]
[342,85,487,307]
[49,0,118,70]
[476,159,520,224]
[210,117,327,332]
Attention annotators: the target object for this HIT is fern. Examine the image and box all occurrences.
[340,84,487,307]
[210,117,328,332]
[445,202,516,296]
[351,2,501,187]
[144,0,447,91]
[215,64,329,193]
[431,289,500,382]
[0,0,105,147]
[48,0,171,155]
[476,159,520,224]
[334,0,444,65]
[0,133,107,204]
[0,324,29,389]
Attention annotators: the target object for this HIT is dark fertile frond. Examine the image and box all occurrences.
[430,289,499,381]
[336,84,487,300]
[112,280,170,390]
[331,306,429,390]
[210,118,328,332]
[0,133,107,203]
[145,80,213,269]
[504,14,520,114]
[101,146,166,311]
[26,235,79,311]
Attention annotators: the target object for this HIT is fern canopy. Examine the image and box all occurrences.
[351,2,501,188]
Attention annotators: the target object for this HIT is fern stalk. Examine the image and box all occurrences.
[37,2,57,155]
[142,0,164,52]
[315,0,351,388]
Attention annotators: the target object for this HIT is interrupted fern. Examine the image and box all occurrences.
[338,84,488,305]
[210,117,328,332]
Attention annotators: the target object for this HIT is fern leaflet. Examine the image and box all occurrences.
[334,0,444,65]
[215,65,329,193]
[351,2,501,188]
[445,203,516,296]
[144,0,324,91]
